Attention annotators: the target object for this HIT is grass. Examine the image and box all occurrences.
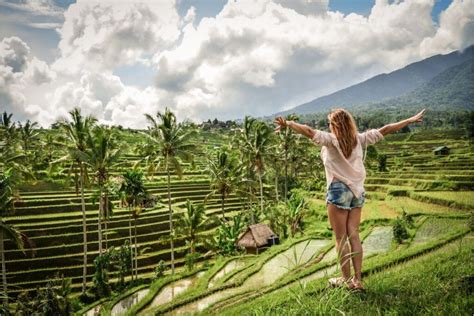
[413,191,474,209]
[215,232,473,316]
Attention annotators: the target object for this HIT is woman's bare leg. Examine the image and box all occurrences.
[327,203,351,279]
[347,207,363,283]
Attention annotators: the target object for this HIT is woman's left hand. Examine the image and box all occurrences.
[409,109,426,123]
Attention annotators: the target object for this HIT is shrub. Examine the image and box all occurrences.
[91,251,113,299]
[401,209,414,228]
[378,154,388,172]
[393,218,409,244]
[154,260,166,279]
[15,274,72,316]
[111,240,132,290]
[185,252,201,271]
[468,211,474,232]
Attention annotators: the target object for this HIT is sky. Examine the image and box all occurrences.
[0,0,473,128]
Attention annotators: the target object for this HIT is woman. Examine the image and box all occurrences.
[274,108,425,290]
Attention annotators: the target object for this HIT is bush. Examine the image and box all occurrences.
[378,154,388,172]
[401,209,414,228]
[91,251,113,299]
[468,211,474,232]
[154,260,166,279]
[393,218,409,244]
[185,252,201,271]
[15,274,72,316]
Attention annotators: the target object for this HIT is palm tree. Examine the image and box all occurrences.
[234,117,256,222]
[0,170,30,305]
[142,108,196,275]
[132,205,145,280]
[205,148,242,220]
[77,126,121,256]
[277,114,298,201]
[178,200,207,255]
[57,108,96,295]
[18,119,39,156]
[119,170,147,280]
[239,118,272,217]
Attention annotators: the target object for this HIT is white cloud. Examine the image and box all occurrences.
[0,36,30,72]
[3,0,474,127]
[420,0,474,56]
[27,22,62,29]
[25,56,56,84]
[274,0,328,15]
[0,36,55,119]
[150,0,443,121]
[53,0,181,75]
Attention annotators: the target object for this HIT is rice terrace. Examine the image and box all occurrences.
[0,0,473,315]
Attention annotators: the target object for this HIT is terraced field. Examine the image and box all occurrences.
[3,127,473,315]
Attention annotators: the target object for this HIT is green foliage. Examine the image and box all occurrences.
[401,209,414,228]
[0,170,16,216]
[378,154,388,172]
[214,213,245,256]
[468,211,474,232]
[15,274,72,316]
[91,250,113,299]
[286,192,306,237]
[141,107,196,178]
[154,260,166,279]
[265,203,289,240]
[111,240,132,290]
[177,200,208,255]
[206,148,243,218]
[119,170,148,208]
[185,252,201,271]
[393,218,409,244]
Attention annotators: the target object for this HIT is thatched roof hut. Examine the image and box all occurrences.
[433,146,450,156]
[236,224,279,254]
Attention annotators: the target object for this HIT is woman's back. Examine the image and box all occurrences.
[312,128,384,198]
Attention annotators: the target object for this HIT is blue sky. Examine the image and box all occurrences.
[0,0,472,127]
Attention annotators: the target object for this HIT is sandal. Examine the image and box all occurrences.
[347,277,365,292]
[328,276,350,288]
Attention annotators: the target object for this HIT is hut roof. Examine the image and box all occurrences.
[237,224,276,248]
[433,146,449,152]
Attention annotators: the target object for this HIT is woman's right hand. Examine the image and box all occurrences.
[274,116,288,133]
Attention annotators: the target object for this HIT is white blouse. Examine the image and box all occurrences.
[312,129,384,198]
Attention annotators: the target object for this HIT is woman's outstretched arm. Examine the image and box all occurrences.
[274,117,315,139]
[378,109,426,136]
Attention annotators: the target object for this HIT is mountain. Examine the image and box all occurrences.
[274,45,474,116]
[365,57,474,111]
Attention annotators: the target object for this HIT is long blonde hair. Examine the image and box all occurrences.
[328,108,358,158]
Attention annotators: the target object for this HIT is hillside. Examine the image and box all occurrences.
[274,45,474,116]
[366,58,474,111]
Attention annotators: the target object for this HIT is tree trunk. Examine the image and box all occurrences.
[167,168,175,275]
[249,187,255,224]
[104,192,108,250]
[221,194,226,221]
[1,230,7,305]
[134,217,138,280]
[274,171,279,202]
[129,205,133,281]
[79,163,88,295]
[284,147,288,202]
[258,170,264,215]
[98,185,103,256]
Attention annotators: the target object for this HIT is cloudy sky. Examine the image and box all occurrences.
[1,0,473,128]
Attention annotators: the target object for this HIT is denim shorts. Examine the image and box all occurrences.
[326,180,365,210]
